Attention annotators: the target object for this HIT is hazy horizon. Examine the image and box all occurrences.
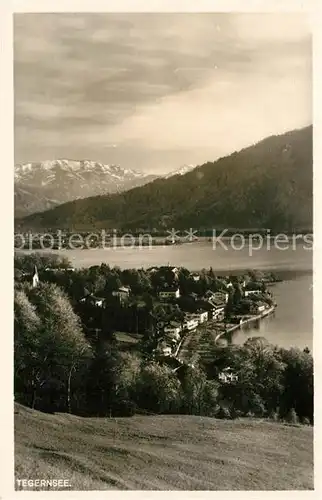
[14,13,312,174]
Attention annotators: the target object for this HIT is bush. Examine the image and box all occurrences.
[285,408,299,425]
[216,406,231,419]
[230,408,243,419]
[268,409,280,422]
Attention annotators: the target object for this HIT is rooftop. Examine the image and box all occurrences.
[159,287,180,293]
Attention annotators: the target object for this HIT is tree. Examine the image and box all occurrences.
[118,352,142,394]
[25,283,92,412]
[115,352,142,414]
[85,338,122,416]
[14,290,43,408]
[133,362,182,413]
[238,298,252,314]
[67,344,91,413]
[121,268,152,295]
[225,290,235,318]
[207,339,285,417]
[14,252,71,273]
[104,274,122,294]
[276,347,313,422]
[67,270,91,301]
[232,282,243,307]
[141,303,169,352]
[142,291,154,311]
[239,338,285,416]
[209,267,215,279]
[179,365,219,416]
[177,295,198,313]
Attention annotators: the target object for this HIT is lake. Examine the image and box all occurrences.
[21,242,313,350]
[25,240,312,272]
[230,274,313,350]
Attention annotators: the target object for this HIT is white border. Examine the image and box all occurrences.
[1,1,321,499]
[11,0,319,14]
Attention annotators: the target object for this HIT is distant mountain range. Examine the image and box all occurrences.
[17,126,312,232]
[164,164,195,179]
[14,160,157,217]
[14,160,195,217]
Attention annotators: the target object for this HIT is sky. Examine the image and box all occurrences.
[14,13,312,174]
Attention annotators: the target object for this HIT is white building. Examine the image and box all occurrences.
[187,311,208,324]
[213,292,229,303]
[159,288,180,300]
[245,289,262,297]
[112,286,131,301]
[164,324,182,340]
[250,303,266,314]
[157,342,172,356]
[93,298,104,307]
[218,367,238,383]
[197,311,208,323]
[45,267,75,272]
[218,372,238,383]
[80,295,105,307]
[183,317,199,331]
[204,290,228,304]
[164,323,180,334]
[165,331,181,343]
[32,266,39,288]
[212,305,225,320]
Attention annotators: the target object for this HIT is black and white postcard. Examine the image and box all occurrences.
[0,0,319,496]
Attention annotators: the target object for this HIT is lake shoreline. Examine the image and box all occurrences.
[214,305,276,343]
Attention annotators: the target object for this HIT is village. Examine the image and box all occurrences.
[18,259,276,383]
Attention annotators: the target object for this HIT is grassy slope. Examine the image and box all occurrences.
[14,403,313,490]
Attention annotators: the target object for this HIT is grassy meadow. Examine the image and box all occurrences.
[15,403,313,491]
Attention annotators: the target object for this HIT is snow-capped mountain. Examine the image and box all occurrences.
[164,164,196,179]
[14,159,197,217]
[14,159,158,217]
[14,159,155,184]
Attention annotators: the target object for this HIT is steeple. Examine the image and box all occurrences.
[32,266,39,288]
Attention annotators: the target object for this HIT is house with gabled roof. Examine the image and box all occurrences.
[80,294,106,307]
[112,286,131,302]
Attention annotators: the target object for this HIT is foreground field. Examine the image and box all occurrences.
[15,403,313,490]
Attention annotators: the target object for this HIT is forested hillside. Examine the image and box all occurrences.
[18,126,312,232]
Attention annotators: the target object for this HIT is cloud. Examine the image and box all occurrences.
[106,70,311,155]
[231,13,311,44]
[14,13,312,172]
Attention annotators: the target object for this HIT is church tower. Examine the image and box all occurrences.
[32,266,39,288]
